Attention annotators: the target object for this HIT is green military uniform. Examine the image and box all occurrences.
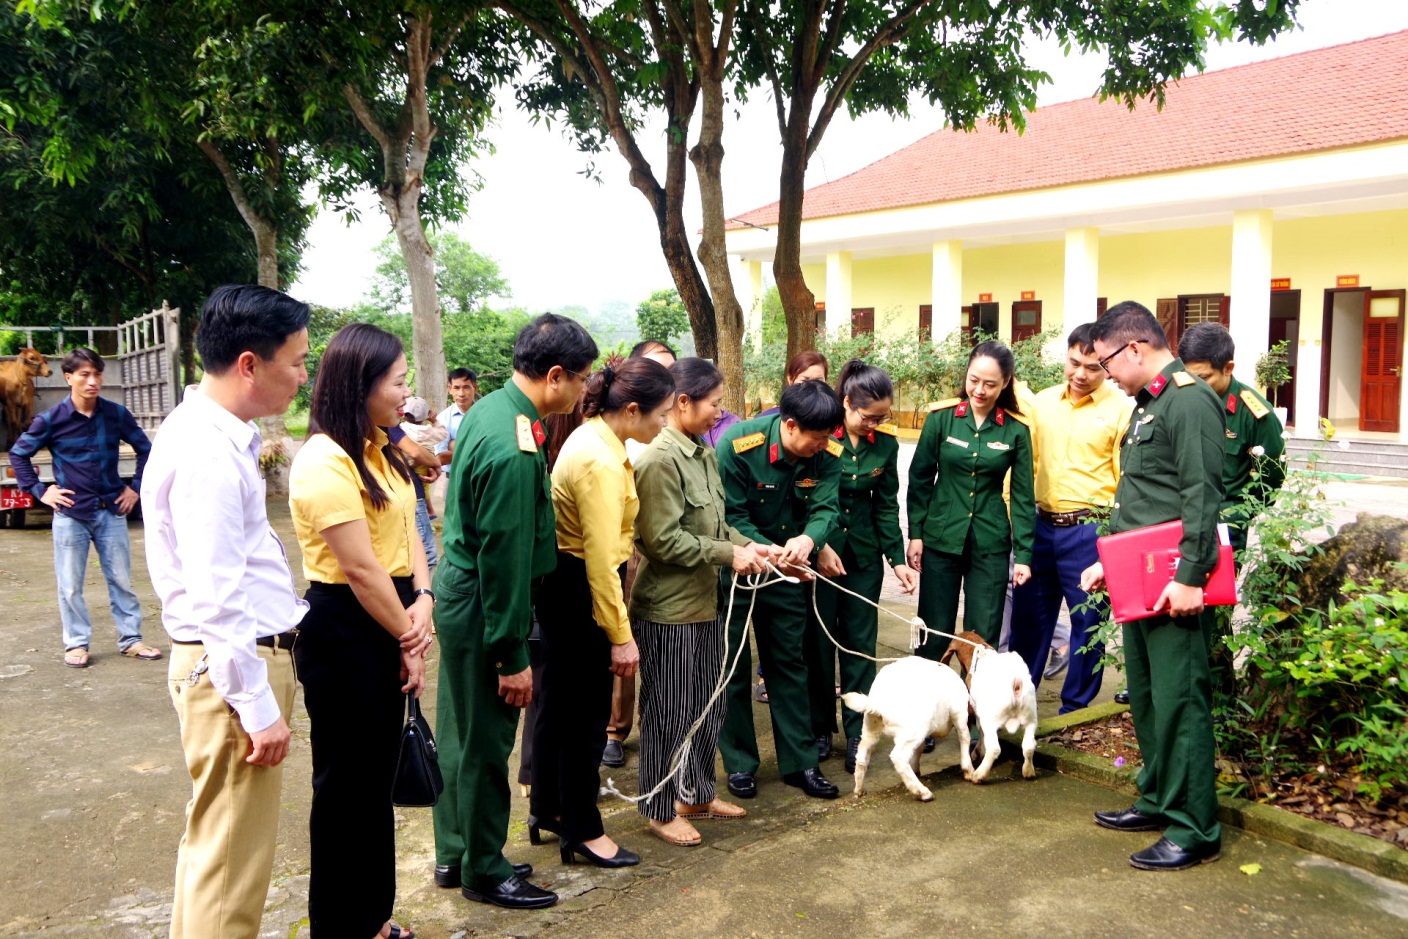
[808,423,906,741]
[716,414,841,777]
[433,382,557,890]
[1110,359,1225,855]
[1217,377,1287,552]
[907,398,1035,659]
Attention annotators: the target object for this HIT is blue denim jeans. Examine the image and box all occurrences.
[413,498,438,571]
[53,510,144,651]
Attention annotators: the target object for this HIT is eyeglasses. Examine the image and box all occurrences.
[1098,340,1148,374]
[855,409,891,426]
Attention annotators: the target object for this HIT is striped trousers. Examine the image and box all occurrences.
[634,615,727,822]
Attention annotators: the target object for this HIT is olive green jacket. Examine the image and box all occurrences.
[826,424,906,568]
[631,426,753,624]
[716,414,841,553]
[907,399,1036,565]
[1219,376,1287,522]
[440,381,558,675]
[1110,359,1226,587]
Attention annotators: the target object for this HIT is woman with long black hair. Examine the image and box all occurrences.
[289,323,433,939]
[530,355,675,867]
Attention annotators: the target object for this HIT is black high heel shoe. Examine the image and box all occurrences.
[527,815,561,846]
[559,838,640,868]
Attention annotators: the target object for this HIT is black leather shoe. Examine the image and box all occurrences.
[1129,836,1221,871]
[1094,806,1165,832]
[601,738,626,767]
[923,736,936,754]
[560,838,641,867]
[1114,690,1130,705]
[436,862,532,887]
[844,736,861,774]
[462,875,558,909]
[527,815,560,846]
[815,735,833,761]
[726,772,757,799]
[782,767,841,799]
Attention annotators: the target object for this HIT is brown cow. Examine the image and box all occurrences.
[0,348,53,448]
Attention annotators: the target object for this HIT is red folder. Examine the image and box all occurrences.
[1096,520,1237,624]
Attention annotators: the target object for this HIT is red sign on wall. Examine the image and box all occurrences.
[1270,278,1292,291]
[1020,291,1036,301]
[978,293,993,303]
[1337,275,1360,288]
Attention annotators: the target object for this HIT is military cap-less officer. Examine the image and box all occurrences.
[432,313,596,910]
[907,343,1035,660]
[1086,302,1226,873]
[716,381,845,800]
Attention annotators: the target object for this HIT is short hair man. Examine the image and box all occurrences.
[1010,323,1133,713]
[141,284,311,939]
[434,313,597,910]
[436,367,479,466]
[1082,301,1225,872]
[715,380,845,801]
[1177,323,1286,553]
[9,347,158,668]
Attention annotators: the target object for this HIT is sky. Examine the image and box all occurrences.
[290,0,1408,320]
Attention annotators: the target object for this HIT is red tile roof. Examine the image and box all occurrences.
[728,30,1408,230]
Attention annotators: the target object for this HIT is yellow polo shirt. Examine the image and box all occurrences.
[551,417,638,644]
[289,429,418,583]
[1028,381,1133,513]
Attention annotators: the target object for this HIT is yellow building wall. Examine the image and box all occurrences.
[1097,227,1234,308]
[802,263,827,303]
[850,254,931,339]
[1272,209,1408,335]
[963,242,1065,339]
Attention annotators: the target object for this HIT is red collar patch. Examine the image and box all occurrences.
[769,442,780,464]
[833,427,844,439]
[1147,374,1168,397]
[1226,392,1237,414]
[531,420,547,445]
[866,430,875,444]
[955,401,969,417]
[995,408,1006,426]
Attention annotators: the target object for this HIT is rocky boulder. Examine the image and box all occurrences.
[1291,513,1408,611]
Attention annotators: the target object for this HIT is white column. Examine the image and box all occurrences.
[1293,333,1322,438]
[1063,227,1100,330]
[825,251,853,341]
[930,240,963,341]
[1229,210,1273,385]
[733,258,765,351]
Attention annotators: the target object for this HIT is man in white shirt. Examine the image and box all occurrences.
[142,284,311,939]
[435,368,478,466]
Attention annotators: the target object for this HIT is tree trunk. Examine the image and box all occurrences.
[386,182,446,408]
[774,108,818,364]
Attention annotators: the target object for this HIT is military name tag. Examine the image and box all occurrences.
[755,482,779,491]
[986,441,1011,451]
[945,436,970,448]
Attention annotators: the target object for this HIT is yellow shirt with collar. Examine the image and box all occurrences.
[289,429,418,583]
[1028,380,1134,513]
[551,416,638,644]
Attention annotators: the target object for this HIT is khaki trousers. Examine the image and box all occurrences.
[167,642,296,939]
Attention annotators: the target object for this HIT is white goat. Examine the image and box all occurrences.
[943,630,1039,783]
[841,656,973,802]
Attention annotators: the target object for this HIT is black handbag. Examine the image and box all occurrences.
[392,694,444,807]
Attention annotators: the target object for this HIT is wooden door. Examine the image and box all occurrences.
[851,307,875,338]
[1011,301,1042,343]
[1156,298,1180,352]
[1360,289,1406,432]
[919,304,932,342]
[814,302,827,336]
[960,305,974,343]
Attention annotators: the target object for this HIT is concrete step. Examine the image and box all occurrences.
[1283,441,1408,478]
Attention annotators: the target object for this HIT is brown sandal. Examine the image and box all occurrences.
[650,817,701,846]
[675,798,748,820]
[121,643,163,661]
[64,648,90,668]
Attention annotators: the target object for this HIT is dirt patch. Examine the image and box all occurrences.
[1049,711,1408,852]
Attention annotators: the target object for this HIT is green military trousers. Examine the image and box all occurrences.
[914,539,1010,662]
[806,550,884,740]
[718,576,819,778]
[1124,609,1222,852]
[430,561,519,888]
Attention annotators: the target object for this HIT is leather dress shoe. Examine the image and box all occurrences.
[782,767,841,799]
[601,738,626,767]
[462,875,558,909]
[844,736,861,774]
[1094,806,1164,832]
[560,839,641,867]
[815,735,833,761]
[1114,690,1130,705]
[727,771,757,799]
[436,863,532,888]
[1129,836,1221,871]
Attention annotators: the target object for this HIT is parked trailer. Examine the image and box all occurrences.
[0,303,181,528]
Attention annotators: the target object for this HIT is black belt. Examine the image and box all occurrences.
[171,629,299,650]
[1037,507,1093,528]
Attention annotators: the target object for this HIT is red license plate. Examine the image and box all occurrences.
[1,488,33,509]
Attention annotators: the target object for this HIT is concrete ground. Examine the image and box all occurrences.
[3,471,1408,938]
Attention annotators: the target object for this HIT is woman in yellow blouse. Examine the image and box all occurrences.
[289,323,433,939]
[531,356,674,868]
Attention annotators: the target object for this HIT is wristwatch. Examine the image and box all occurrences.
[413,588,436,604]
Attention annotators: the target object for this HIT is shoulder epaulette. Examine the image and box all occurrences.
[1005,408,1032,427]
[1240,388,1271,419]
[824,438,844,457]
[1172,371,1195,387]
[872,422,899,437]
[515,413,538,453]
[732,431,765,454]
[928,397,961,412]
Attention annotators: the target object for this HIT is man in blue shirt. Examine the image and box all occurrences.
[9,348,158,668]
[435,368,478,467]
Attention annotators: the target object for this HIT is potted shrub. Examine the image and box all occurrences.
[1255,340,1292,425]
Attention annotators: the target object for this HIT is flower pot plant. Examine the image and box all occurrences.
[1255,340,1292,423]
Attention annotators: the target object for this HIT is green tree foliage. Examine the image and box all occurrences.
[635,289,689,347]
[369,232,510,316]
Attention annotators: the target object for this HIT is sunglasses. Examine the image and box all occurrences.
[1098,340,1149,374]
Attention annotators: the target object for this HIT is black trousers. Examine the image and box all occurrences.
[296,578,412,939]
[530,552,618,844]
